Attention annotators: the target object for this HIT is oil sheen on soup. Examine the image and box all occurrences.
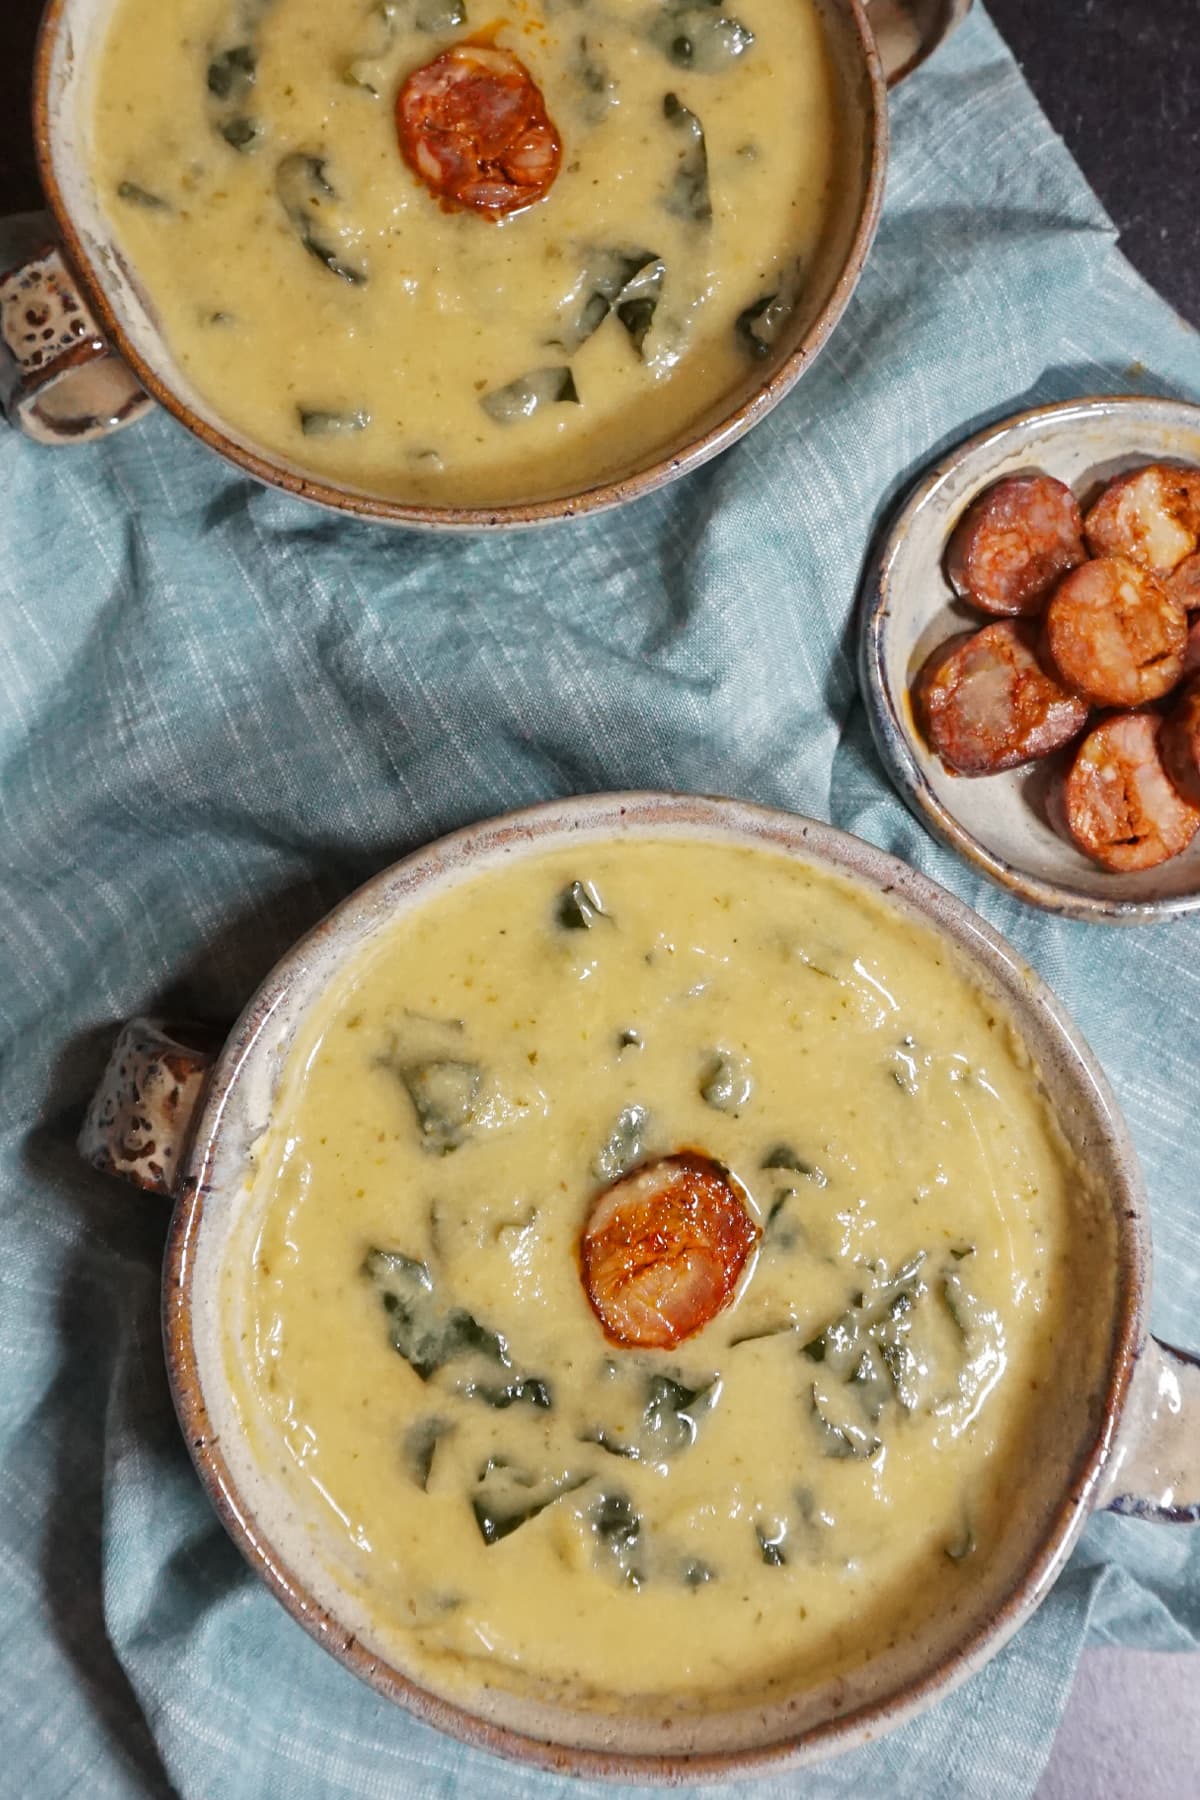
[222,838,1115,1711]
[90,0,842,504]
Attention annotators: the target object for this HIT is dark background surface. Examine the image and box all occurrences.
[984,0,1200,329]
[2,0,1198,328]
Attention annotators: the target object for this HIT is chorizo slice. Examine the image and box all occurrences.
[580,1153,759,1350]
[397,44,561,218]
[945,475,1086,617]
[914,620,1089,777]
[1042,555,1187,707]
[1083,463,1200,573]
[1063,711,1200,872]
[1161,678,1200,809]
[1167,552,1200,614]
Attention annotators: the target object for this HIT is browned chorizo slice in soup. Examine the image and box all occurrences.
[581,1153,759,1350]
[396,45,562,218]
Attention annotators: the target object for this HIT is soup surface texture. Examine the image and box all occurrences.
[90,0,842,505]
[222,838,1115,1714]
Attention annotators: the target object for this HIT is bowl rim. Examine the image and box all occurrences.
[858,391,1200,924]
[32,0,888,531]
[162,790,1146,1781]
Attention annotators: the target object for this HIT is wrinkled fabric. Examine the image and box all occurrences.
[1,6,1198,1797]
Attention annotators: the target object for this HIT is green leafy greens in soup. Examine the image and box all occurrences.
[225,837,1116,1717]
[91,0,844,506]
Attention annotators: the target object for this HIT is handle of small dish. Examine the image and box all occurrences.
[79,1017,221,1197]
[0,211,151,445]
[1100,1339,1200,1524]
[867,0,972,86]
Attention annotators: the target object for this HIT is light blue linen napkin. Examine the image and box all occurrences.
[2,6,1198,1795]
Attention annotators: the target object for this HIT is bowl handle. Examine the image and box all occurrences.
[867,0,972,86]
[0,211,153,446]
[1099,1338,1200,1523]
[78,1017,223,1198]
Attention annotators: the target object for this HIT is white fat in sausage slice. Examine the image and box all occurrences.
[1083,463,1200,574]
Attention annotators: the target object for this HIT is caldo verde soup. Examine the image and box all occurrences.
[90,0,842,505]
[222,838,1115,1712]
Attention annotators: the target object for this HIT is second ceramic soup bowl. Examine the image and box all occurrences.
[81,793,1198,1781]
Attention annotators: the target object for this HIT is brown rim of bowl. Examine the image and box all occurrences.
[858,392,1200,924]
[32,0,888,532]
[161,792,1144,1782]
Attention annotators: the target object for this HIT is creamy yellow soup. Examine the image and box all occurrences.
[90,0,842,504]
[221,838,1116,1717]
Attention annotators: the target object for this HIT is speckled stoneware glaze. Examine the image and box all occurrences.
[21,0,966,527]
[859,394,1200,923]
[80,793,1200,1783]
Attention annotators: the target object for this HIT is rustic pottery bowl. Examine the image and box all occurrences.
[3,0,967,525]
[80,792,1199,1781]
[859,393,1200,923]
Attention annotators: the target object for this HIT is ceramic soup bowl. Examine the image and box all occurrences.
[80,793,1198,1782]
[2,0,968,525]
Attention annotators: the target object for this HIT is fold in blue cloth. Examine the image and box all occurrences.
[1,5,1198,1796]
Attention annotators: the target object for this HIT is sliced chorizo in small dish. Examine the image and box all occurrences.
[1082,463,1200,573]
[914,619,1089,777]
[1161,678,1200,809]
[396,44,562,218]
[1062,711,1200,872]
[1042,555,1187,708]
[944,475,1086,617]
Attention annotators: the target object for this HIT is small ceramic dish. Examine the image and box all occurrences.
[858,393,1200,923]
